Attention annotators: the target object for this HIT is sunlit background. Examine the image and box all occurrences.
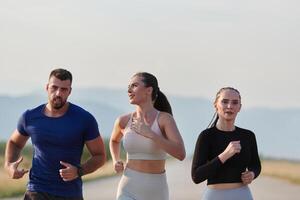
[1,0,299,108]
[1,0,300,199]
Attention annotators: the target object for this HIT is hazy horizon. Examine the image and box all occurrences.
[1,88,300,160]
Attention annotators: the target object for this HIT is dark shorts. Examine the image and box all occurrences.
[24,191,83,200]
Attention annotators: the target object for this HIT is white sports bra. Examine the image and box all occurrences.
[123,111,167,160]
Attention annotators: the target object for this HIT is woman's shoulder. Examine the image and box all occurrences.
[116,113,132,129]
[235,126,254,133]
[158,111,172,119]
[235,126,256,137]
[198,127,216,138]
[201,126,218,133]
[193,127,216,144]
[157,111,176,125]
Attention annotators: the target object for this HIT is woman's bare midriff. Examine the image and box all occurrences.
[126,159,165,174]
[208,183,244,189]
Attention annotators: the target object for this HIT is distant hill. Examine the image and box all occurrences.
[1,88,299,160]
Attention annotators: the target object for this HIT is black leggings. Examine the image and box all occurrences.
[24,191,83,200]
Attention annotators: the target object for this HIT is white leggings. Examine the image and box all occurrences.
[202,185,253,200]
[117,168,169,200]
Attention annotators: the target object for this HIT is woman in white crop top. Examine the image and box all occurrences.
[110,72,186,200]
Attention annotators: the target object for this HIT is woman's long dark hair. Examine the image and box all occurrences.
[207,87,241,128]
[134,72,173,115]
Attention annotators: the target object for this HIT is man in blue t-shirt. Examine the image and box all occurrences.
[4,68,106,200]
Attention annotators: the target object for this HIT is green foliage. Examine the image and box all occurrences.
[81,137,125,162]
[0,138,114,198]
[0,141,33,156]
[0,188,26,198]
[0,141,6,155]
[0,138,113,165]
[81,138,112,162]
[0,141,33,166]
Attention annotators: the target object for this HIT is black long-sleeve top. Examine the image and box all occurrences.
[191,126,261,185]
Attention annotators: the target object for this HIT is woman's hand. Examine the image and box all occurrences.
[131,116,155,139]
[218,141,241,163]
[241,170,255,184]
[113,160,124,173]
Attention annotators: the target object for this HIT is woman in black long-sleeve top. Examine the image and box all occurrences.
[191,87,261,200]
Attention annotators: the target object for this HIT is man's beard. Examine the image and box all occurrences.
[51,96,66,110]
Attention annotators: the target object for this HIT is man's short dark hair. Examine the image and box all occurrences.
[49,68,72,83]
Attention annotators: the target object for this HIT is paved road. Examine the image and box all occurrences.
[3,159,300,199]
[83,159,300,200]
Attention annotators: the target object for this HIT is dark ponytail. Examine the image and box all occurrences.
[154,90,173,115]
[133,72,173,116]
[207,112,218,128]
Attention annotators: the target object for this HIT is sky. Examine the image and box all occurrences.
[1,0,299,109]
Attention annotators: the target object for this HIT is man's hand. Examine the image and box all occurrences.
[59,161,79,181]
[6,157,29,179]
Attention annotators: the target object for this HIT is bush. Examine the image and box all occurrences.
[1,138,113,166]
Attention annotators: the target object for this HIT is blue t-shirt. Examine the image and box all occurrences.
[17,103,100,198]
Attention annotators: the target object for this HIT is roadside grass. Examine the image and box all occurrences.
[0,159,115,198]
[262,159,300,185]
[1,140,299,199]
[0,172,28,197]
[0,139,117,198]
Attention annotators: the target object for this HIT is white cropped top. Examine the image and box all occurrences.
[123,112,167,160]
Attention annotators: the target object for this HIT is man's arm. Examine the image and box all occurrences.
[81,135,106,175]
[59,135,106,181]
[4,129,29,179]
